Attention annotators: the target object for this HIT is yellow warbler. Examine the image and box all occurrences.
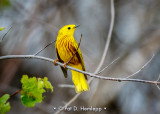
[55,24,89,93]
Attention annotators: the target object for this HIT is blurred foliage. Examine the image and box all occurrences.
[0,27,5,31]
[0,94,11,114]
[20,75,53,107]
[0,0,10,9]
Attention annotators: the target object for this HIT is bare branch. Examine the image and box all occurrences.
[126,54,155,79]
[10,89,21,98]
[58,84,74,88]
[97,56,120,75]
[34,40,56,56]
[156,74,160,90]
[156,84,160,90]
[94,0,115,74]
[0,55,159,85]
[55,93,81,114]
[0,26,12,42]
[156,74,160,82]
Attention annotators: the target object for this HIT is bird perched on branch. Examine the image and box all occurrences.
[55,24,89,93]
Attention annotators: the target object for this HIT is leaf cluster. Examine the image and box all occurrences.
[21,75,53,107]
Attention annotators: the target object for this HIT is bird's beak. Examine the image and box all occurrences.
[74,24,80,28]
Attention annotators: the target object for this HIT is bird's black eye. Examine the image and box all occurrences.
[68,27,71,30]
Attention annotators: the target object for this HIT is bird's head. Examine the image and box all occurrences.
[57,24,80,40]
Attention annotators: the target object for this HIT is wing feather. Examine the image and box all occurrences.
[56,48,68,78]
[76,49,87,80]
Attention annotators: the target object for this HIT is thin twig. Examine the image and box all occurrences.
[126,54,155,79]
[88,0,115,94]
[58,84,75,88]
[94,0,115,74]
[156,74,160,90]
[56,93,81,113]
[156,84,160,90]
[65,34,82,65]
[97,56,120,75]
[10,89,21,98]
[156,74,160,82]
[34,40,56,56]
[0,26,12,42]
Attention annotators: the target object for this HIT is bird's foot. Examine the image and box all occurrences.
[53,59,59,66]
[63,62,68,68]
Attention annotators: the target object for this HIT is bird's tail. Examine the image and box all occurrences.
[71,64,89,93]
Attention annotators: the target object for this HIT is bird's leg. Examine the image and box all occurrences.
[53,59,59,66]
[63,62,68,68]
[64,57,73,68]
[53,59,68,68]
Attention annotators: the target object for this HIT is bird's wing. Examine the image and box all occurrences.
[75,48,88,80]
[56,48,68,78]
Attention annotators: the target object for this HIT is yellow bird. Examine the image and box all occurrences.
[55,24,89,93]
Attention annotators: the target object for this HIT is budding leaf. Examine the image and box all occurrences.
[0,27,5,31]
[43,77,53,92]
[0,94,11,114]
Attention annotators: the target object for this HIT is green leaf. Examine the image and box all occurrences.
[20,75,53,107]
[0,27,5,31]
[43,77,53,92]
[0,94,11,114]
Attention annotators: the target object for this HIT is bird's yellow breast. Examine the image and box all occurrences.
[56,36,79,64]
